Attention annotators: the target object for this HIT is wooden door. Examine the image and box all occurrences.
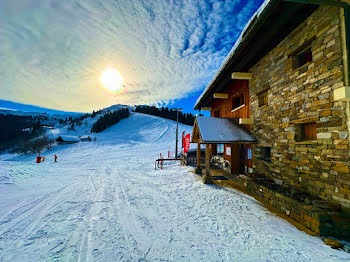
[238,144,245,174]
[230,144,239,174]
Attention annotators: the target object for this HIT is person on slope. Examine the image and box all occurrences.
[54,154,58,163]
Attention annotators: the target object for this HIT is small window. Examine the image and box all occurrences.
[296,47,312,68]
[232,95,244,111]
[295,122,317,141]
[217,144,224,156]
[258,90,268,107]
[260,147,271,162]
[290,37,315,69]
[302,122,317,140]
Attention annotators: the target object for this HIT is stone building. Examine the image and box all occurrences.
[193,0,350,239]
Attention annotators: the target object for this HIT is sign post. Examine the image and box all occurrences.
[173,108,183,158]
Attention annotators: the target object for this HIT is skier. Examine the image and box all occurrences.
[54,154,58,163]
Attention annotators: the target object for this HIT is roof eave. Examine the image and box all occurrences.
[194,0,329,110]
[194,0,280,110]
[199,140,258,144]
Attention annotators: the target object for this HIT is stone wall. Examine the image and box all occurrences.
[221,173,350,242]
[249,6,350,207]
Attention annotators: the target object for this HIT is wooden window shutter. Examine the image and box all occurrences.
[303,123,316,140]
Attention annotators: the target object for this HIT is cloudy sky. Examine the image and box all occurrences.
[0,0,263,113]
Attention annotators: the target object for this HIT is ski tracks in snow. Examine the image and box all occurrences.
[0,168,118,261]
[1,114,349,261]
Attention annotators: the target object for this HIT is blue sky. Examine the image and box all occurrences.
[0,0,264,114]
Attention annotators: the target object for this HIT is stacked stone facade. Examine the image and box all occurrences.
[249,6,350,208]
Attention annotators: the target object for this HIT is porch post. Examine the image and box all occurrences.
[205,144,210,172]
[202,143,213,184]
[195,142,202,174]
[197,143,201,168]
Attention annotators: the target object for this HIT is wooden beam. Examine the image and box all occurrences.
[239,118,254,125]
[289,116,319,124]
[283,0,345,7]
[213,93,229,99]
[231,72,252,80]
[231,104,245,112]
[205,144,211,175]
[201,107,211,111]
[197,143,201,169]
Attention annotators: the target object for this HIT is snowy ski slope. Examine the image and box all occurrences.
[0,113,349,261]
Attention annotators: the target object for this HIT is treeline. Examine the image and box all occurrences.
[68,109,106,131]
[16,135,55,154]
[67,109,106,131]
[0,114,44,152]
[134,106,196,126]
[91,108,130,133]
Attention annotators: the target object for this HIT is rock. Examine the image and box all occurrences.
[317,132,332,139]
[323,238,343,249]
[320,117,329,122]
[339,131,348,139]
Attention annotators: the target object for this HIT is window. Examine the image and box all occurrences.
[295,122,317,141]
[296,47,312,68]
[217,144,224,156]
[260,147,271,162]
[290,37,315,69]
[232,95,244,111]
[258,90,268,107]
[302,122,317,140]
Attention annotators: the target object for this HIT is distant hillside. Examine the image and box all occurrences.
[0,99,83,116]
[0,103,132,153]
[0,100,134,118]
[102,104,132,113]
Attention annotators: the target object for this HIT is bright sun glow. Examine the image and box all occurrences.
[100,69,124,92]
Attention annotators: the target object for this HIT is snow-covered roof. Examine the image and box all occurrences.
[56,135,80,142]
[80,135,91,139]
[194,116,256,143]
[194,0,272,110]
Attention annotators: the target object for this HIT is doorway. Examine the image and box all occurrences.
[238,144,246,174]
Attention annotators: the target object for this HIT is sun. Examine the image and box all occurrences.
[100,69,123,92]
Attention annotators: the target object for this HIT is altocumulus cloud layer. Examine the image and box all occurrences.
[0,0,261,112]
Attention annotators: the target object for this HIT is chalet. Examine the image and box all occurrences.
[193,0,350,240]
[56,135,80,145]
[80,135,92,142]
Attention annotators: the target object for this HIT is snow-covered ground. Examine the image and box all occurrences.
[0,113,349,261]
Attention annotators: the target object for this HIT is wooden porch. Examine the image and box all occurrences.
[191,116,257,184]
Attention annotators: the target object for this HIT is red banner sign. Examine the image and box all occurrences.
[184,134,190,153]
